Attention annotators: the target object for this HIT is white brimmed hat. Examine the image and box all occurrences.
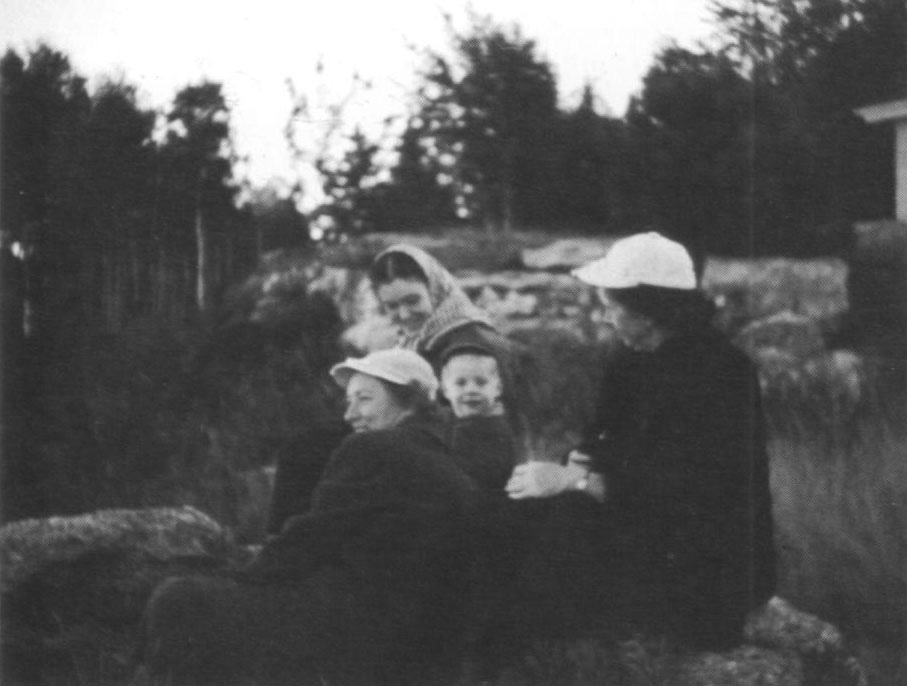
[572,232,697,290]
[330,348,439,400]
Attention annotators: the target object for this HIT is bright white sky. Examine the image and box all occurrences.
[1,0,715,191]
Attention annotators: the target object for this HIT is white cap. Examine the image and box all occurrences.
[571,232,696,290]
[330,348,439,400]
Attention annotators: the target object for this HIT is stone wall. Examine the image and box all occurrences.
[230,233,873,437]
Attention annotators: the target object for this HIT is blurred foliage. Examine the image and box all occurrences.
[1,306,344,542]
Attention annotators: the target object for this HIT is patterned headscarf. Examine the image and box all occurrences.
[372,244,492,352]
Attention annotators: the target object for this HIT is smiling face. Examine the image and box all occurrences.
[440,353,503,418]
[376,278,434,336]
[343,373,410,432]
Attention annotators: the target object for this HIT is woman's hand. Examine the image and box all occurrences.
[506,461,588,499]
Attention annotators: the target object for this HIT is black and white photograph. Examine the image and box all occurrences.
[1,1,905,684]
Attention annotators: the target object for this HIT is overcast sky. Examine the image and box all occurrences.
[1,0,716,188]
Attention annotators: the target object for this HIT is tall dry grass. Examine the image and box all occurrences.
[770,412,907,686]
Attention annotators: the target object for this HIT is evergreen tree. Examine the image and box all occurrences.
[312,126,381,236]
[627,47,753,253]
[158,82,240,311]
[370,117,459,231]
[553,85,632,231]
[415,13,560,231]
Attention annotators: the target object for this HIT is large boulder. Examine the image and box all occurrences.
[741,596,866,686]
[847,220,907,374]
[1,506,247,686]
[734,310,826,359]
[673,645,803,686]
[509,597,864,686]
[3,507,864,686]
[637,595,866,686]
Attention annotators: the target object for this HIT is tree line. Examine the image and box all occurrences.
[2,0,904,335]
[1,48,264,335]
[320,0,904,254]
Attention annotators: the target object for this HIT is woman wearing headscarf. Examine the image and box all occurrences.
[504,232,776,651]
[369,243,529,439]
[136,349,480,686]
[369,244,513,369]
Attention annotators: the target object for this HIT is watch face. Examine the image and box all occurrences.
[576,477,589,491]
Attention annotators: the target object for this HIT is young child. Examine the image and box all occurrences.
[439,344,518,491]
[440,345,505,418]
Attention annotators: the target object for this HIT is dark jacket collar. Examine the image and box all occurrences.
[393,405,449,444]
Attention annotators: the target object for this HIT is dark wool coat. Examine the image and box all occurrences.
[265,411,519,534]
[447,413,520,492]
[250,407,479,618]
[575,328,777,648]
[265,419,351,535]
[140,410,480,686]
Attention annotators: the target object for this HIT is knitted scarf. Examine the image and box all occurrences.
[372,244,492,352]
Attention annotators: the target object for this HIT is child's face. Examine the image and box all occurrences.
[441,353,503,418]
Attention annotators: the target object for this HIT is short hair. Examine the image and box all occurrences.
[606,285,716,334]
[369,251,428,288]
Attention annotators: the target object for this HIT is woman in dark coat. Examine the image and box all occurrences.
[505,232,776,650]
[137,349,479,686]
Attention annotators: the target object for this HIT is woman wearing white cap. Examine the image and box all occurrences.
[137,349,479,686]
[504,232,776,650]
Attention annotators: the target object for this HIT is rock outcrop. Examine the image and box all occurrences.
[1,506,248,686]
[2,507,867,686]
[512,598,865,686]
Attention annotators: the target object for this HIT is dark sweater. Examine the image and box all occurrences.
[265,420,351,535]
[447,413,520,492]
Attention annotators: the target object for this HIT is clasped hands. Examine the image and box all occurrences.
[505,450,604,501]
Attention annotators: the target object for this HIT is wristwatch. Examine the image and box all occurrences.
[574,473,590,492]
